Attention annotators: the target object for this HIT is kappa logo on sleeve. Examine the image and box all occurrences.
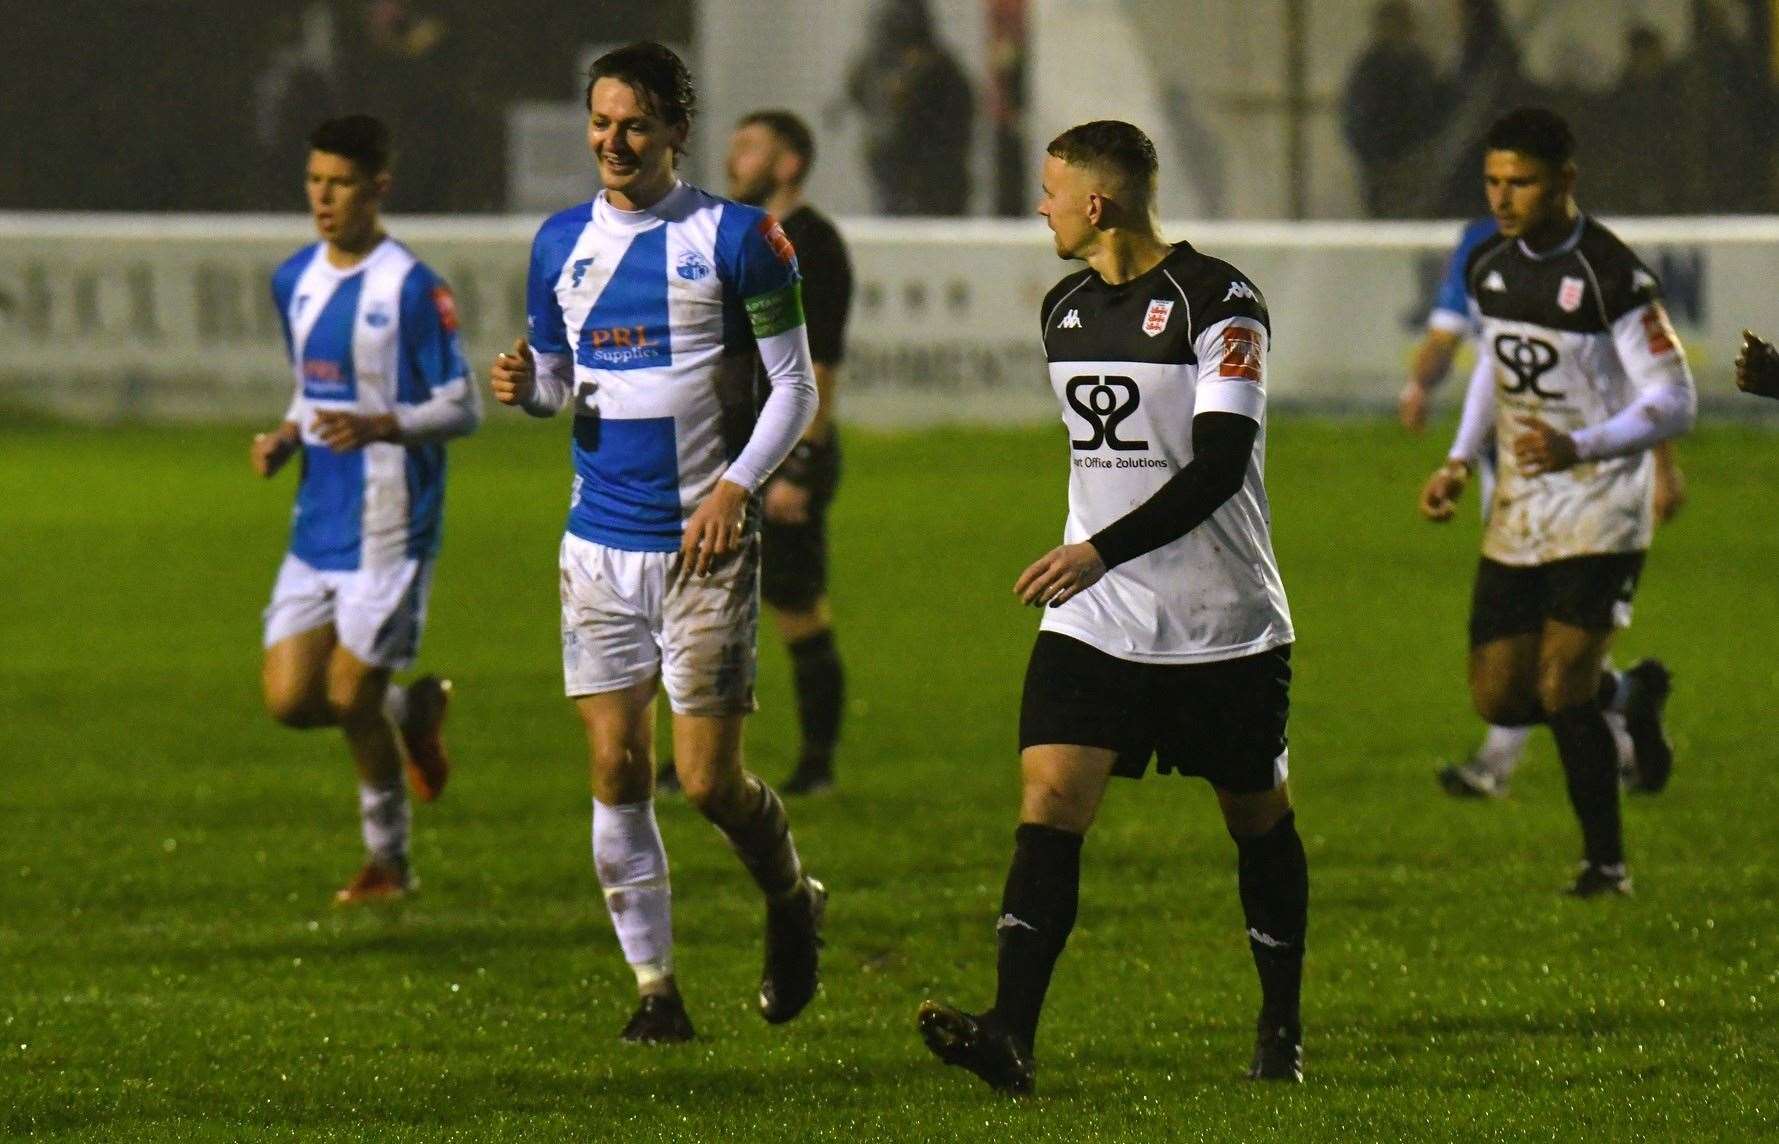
[431,286,459,332]
[759,217,797,265]
[1223,280,1259,303]
[1218,324,1264,382]
[1641,302,1677,356]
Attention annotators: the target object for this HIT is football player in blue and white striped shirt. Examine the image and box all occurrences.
[253,115,482,905]
[489,43,826,1045]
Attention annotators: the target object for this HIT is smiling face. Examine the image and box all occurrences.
[1037,154,1097,260]
[1484,149,1573,239]
[305,150,385,249]
[586,76,687,211]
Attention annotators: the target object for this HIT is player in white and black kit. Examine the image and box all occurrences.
[918,121,1306,1092]
[1420,108,1694,897]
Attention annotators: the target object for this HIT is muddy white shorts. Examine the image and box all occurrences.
[559,532,759,716]
[262,553,432,670]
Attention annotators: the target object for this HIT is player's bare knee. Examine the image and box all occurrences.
[1219,786,1291,838]
[264,685,327,728]
[681,767,745,820]
[1535,664,1593,714]
[1019,780,1092,833]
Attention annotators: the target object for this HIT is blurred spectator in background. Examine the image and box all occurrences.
[341,0,465,212]
[1341,1,1448,218]
[253,6,340,211]
[1588,24,1683,215]
[841,0,977,216]
[1428,0,1531,217]
[986,0,1028,218]
[1677,0,1774,213]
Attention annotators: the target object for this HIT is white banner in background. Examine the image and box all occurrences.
[2,214,1775,424]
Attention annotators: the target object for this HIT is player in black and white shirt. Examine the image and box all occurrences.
[918,121,1306,1092]
[1419,108,1695,897]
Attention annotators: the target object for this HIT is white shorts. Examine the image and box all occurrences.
[559,533,759,716]
[262,553,433,670]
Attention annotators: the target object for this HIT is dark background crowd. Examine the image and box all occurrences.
[1343,0,1779,217]
[3,0,1774,219]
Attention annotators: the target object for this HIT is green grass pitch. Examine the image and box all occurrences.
[2,415,1776,1141]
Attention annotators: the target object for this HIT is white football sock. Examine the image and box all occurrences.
[1604,709,1634,771]
[382,682,409,728]
[593,798,674,992]
[1475,724,1530,778]
[358,780,410,866]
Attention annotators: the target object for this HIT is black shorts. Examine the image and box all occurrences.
[1467,552,1645,648]
[1018,632,1292,793]
[760,439,842,611]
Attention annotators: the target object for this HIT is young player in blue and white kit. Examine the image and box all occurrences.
[253,116,482,904]
[489,43,826,1045]
[1407,220,1681,800]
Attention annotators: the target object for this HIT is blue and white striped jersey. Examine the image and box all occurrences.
[1427,217,1500,335]
[524,182,811,553]
[271,238,475,571]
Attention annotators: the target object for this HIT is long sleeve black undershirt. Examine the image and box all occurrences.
[1087,411,1258,569]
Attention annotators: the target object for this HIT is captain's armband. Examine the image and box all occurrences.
[745,282,806,339]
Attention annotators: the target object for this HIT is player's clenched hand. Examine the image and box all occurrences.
[1418,461,1468,522]
[677,478,751,583]
[490,337,535,405]
[1735,329,1779,400]
[1015,542,1106,608]
[1511,415,1578,476]
[250,424,300,478]
[762,477,812,525]
[313,410,397,452]
[1398,379,1431,433]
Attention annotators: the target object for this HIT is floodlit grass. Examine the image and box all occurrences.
[2,415,1775,1140]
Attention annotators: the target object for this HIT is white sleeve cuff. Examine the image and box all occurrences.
[394,377,483,442]
[1570,381,1696,461]
[1447,352,1496,464]
[520,349,573,418]
[723,325,818,492]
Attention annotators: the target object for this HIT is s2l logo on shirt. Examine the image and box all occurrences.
[1065,375,1148,451]
[1494,333,1562,398]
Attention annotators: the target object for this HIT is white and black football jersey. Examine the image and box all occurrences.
[1038,241,1293,664]
[1466,216,1693,564]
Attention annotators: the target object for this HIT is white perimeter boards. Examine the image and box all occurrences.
[0,213,1772,424]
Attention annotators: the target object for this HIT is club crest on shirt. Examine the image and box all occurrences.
[364,307,391,329]
[1142,299,1174,337]
[1557,276,1585,313]
[676,250,712,281]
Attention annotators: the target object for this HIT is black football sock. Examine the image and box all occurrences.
[1547,701,1625,867]
[991,823,1084,1051]
[1233,810,1308,1034]
[789,630,844,772]
[711,776,805,901]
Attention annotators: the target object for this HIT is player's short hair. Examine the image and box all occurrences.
[737,110,816,180]
[586,41,697,129]
[309,115,392,177]
[1047,120,1158,202]
[1484,107,1575,170]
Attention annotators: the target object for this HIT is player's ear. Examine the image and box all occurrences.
[372,171,393,201]
[1557,161,1578,199]
[1084,191,1106,228]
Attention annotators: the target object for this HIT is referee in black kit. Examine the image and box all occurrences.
[725,109,854,794]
